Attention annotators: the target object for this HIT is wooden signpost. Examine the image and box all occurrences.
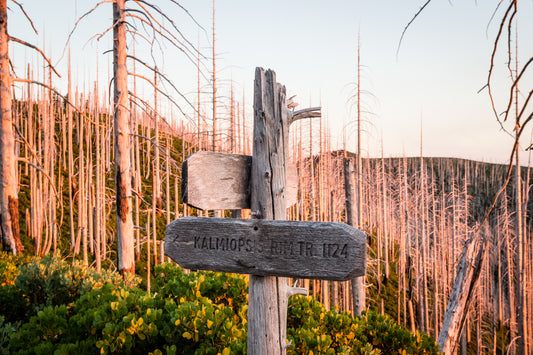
[165,68,367,355]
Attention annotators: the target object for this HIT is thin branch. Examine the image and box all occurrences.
[12,123,39,162]
[58,0,114,65]
[132,0,205,59]
[131,133,180,170]
[125,12,200,71]
[501,56,533,124]
[16,158,59,198]
[9,36,60,77]
[290,107,322,125]
[127,55,200,113]
[128,91,172,127]
[486,1,515,125]
[505,4,517,79]
[127,74,194,124]
[396,0,432,59]
[8,58,15,76]
[10,0,37,34]
[96,19,121,41]
[13,78,103,127]
[167,0,206,32]
[477,111,533,229]
[486,0,505,37]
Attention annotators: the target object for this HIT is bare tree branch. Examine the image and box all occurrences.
[13,78,103,126]
[130,133,180,170]
[127,73,195,125]
[477,111,533,229]
[10,0,37,34]
[486,0,515,126]
[290,107,321,125]
[486,0,505,37]
[125,11,200,70]
[396,0,433,59]
[58,0,114,64]
[128,90,172,127]
[9,36,60,77]
[502,56,533,124]
[132,0,205,59]
[127,55,201,114]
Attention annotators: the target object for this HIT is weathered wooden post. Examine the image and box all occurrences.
[165,67,366,355]
[248,67,300,354]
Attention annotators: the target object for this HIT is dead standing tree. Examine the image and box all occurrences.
[344,158,365,316]
[113,0,134,274]
[67,0,205,274]
[1,0,59,254]
[0,0,21,254]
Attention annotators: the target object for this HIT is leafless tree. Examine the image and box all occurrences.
[65,0,206,275]
[1,0,60,255]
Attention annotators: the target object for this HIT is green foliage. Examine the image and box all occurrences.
[153,263,248,311]
[287,296,439,354]
[8,264,247,354]
[2,259,438,354]
[0,316,18,354]
[0,252,33,286]
[0,253,140,323]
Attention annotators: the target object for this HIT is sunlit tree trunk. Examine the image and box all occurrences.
[113,0,135,274]
[344,157,364,316]
[211,0,217,152]
[0,0,23,254]
[354,36,365,315]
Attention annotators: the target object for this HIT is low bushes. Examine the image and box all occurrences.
[0,253,438,354]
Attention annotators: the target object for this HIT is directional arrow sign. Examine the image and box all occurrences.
[165,217,366,281]
[181,151,297,210]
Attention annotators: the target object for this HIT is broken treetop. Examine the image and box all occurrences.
[165,217,366,281]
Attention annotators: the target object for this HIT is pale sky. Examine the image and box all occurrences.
[8,0,533,165]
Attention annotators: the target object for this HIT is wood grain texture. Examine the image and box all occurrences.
[165,217,366,280]
[182,151,251,210]
[437,234,486,354]
[248,68,288,354]
[181,151,297,210]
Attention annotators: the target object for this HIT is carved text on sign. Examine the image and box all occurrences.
[165,217,366,281]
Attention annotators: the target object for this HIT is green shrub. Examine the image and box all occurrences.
[153,263,248,311]
[3,260,438,354]
[0,316,18,354]
[287,295,439,354]
[0,252,33,286]
[9,267,248,354]
[0,254,140,324]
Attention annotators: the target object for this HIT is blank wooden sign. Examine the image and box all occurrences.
[181,151,297,210]
[165,217,366,281]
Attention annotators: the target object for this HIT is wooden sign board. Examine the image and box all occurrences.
[181,151,297,210]
[165,217,366,281]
